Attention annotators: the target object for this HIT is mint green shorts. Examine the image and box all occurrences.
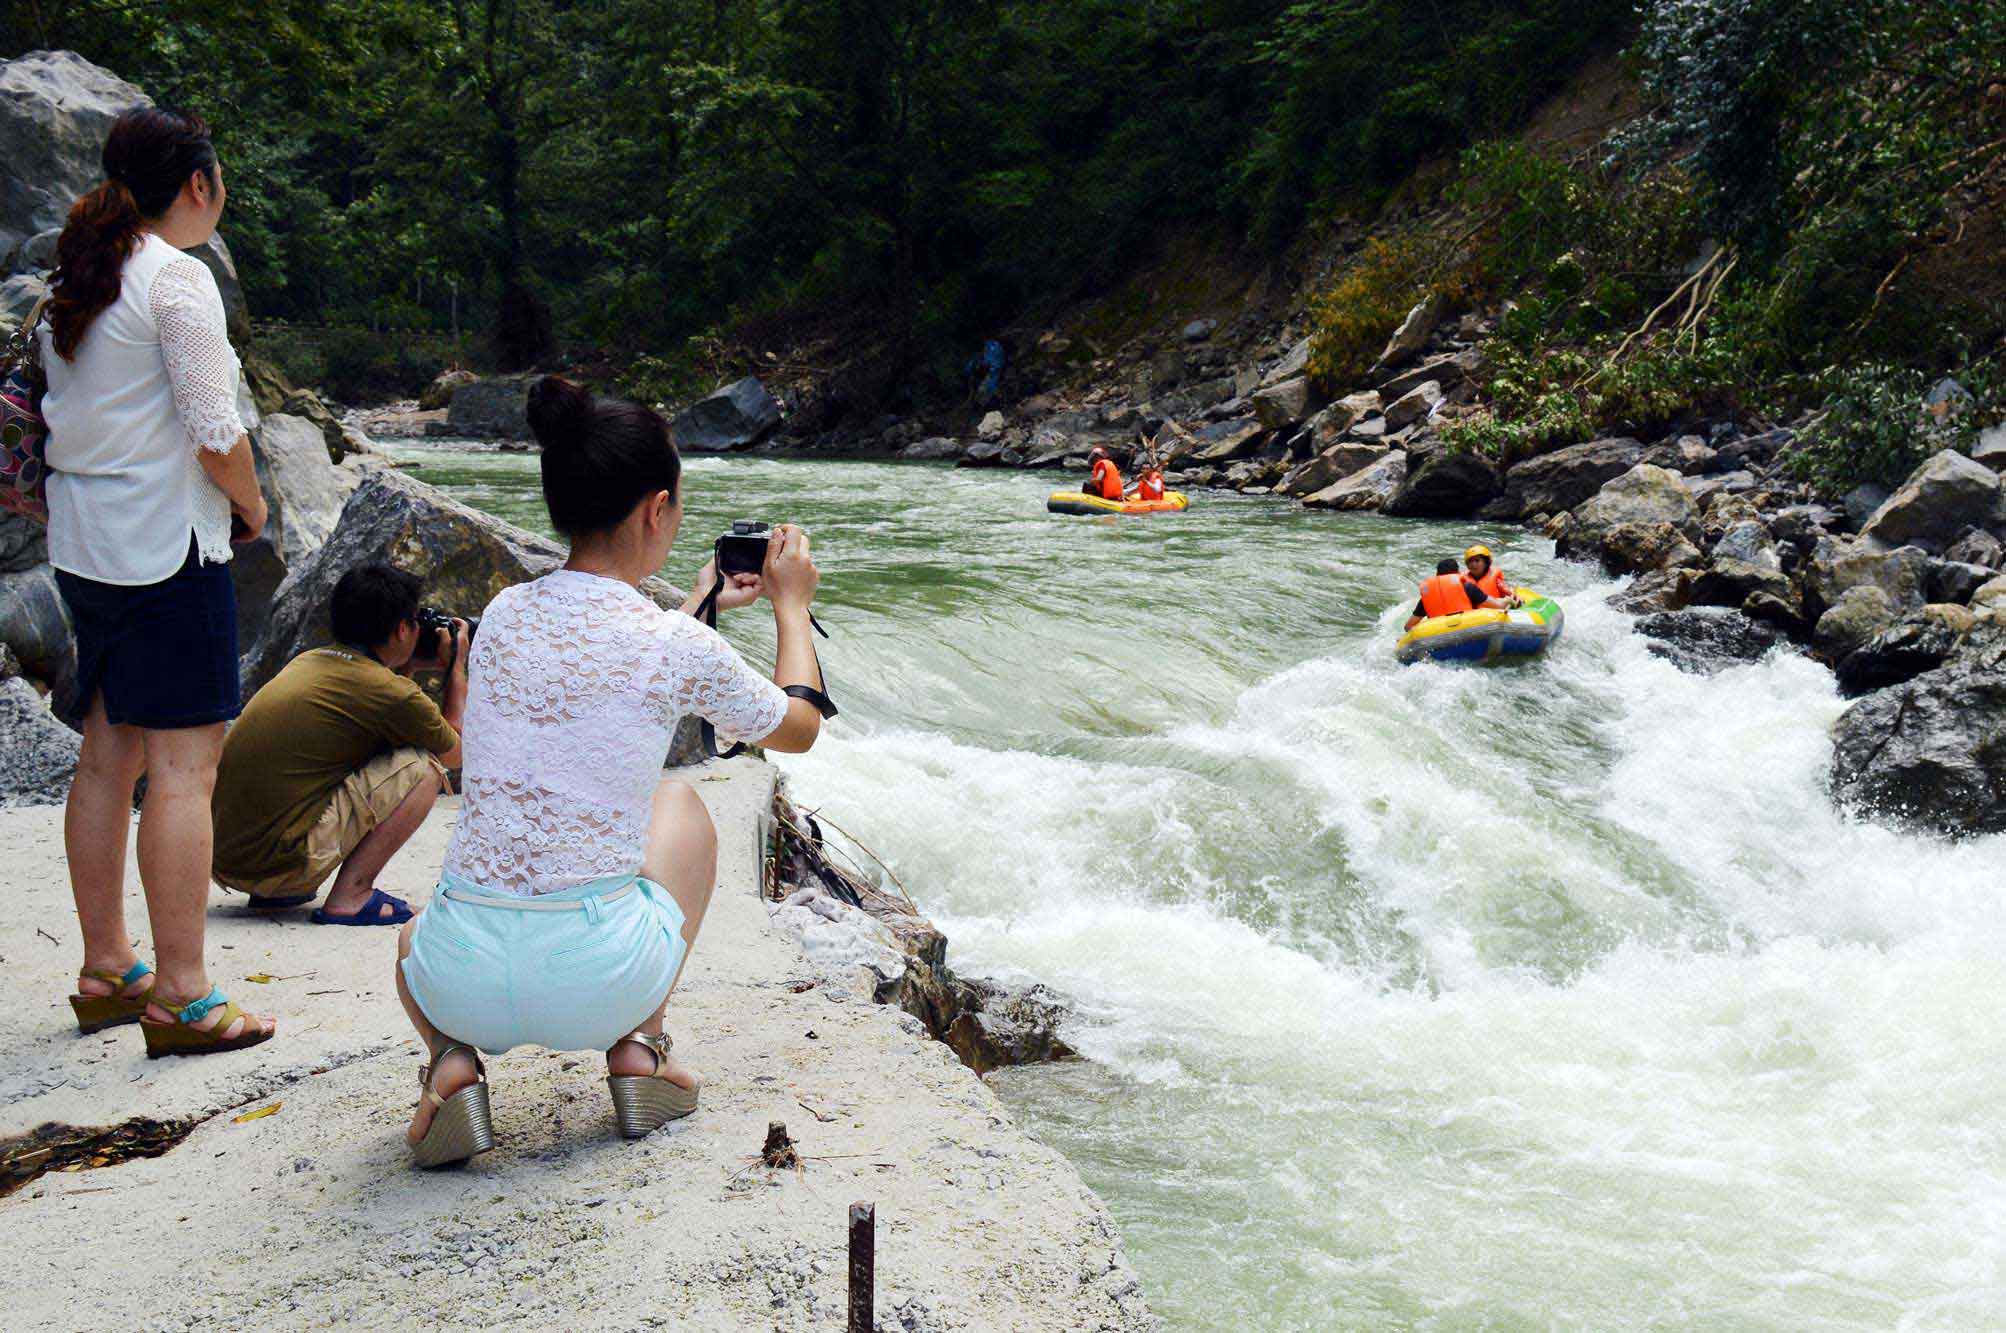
[400,871,688,1055]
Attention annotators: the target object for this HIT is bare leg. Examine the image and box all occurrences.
[137,723,272,1041]
[322,767,443,918]
[65,696,151,1001]
[397,916,479,1144]
[606,778,716,1085]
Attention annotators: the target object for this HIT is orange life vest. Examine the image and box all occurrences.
[1472,567,1508,599]
[1089,458,1123,500]
[1419,573,1478,620]
[1137,471,1165,500]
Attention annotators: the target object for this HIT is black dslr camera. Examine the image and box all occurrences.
[415,607,478,667]
[716,519,772,577]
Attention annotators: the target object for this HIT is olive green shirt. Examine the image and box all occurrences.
[211,647,458,880]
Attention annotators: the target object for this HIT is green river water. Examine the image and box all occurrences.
[396,444,2006,1331]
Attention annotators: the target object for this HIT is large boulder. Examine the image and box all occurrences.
[0,675,78,806]
[0,563,74,711]
[1,511,46,573]
[0,272,46,329]
[1302,392,1381,448]
[1858,449,2005,552]
[1634,608,1781,674]
[446,376,533,440]
[230,414,366,648]
[1834,604,1973,696]
[1813,585,1898,666]
[1556,464,1700,564]
[671,376,782,453]
[277,388,350,461]
[899,436,962,461]
[1382,447,1500,518]
[181,234,250,345]
[1801,536,1930,620]
[1180,418,1266,466]
[419,368,480,411]
[1301,451,1408,511]
[1374,293,1449,370]
[1484,436,1644,521]
[1382,380,1444,432]
[0,52,147,269]
[242,469,689,692]
[1830,621,2006,836]
[1379,348,1482,403]
[1258,337,1311,389]
[1595,521,1703,577]
[1690,517,1790,606]
[1251,376,1314,431]
[1281,443,1390,498]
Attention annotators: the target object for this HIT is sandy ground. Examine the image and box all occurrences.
[0,759,1155,1331]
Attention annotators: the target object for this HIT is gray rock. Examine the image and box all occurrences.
[976,410,1006,440]
[1635,608,1780,674]
[1251,376,1314,431]
[1770,504,1841,550]
[1382,380,1444,432]
[1607,566,1694,614]
[956,439,1013,468]
[1842,483,1892,532]
[1302,451,1408,512]
[1686,471,1756,508]
[1858,449,2005,552]
[1279,443,1389,498]
[1593,521,1703,577]
[3,226,57,276]
[1835,604,1973,696]
[1258,337,1311,389]
[1927,559,1993,606]
[1973,423,2006,474]
[1830,620,2006,836]
[1691,518,1789,606]
[899,436,962,461]
[258,415,361,568]
[1181,318,1216,343]
[1375,293,1449,370]
[1640,434,1717,475]
[1558,464,1701,564]
[0,563,74,712]
[277,388,349,461]
[1378,348,1483,402]
[1814,585,1898,665]
[1382,448,1500,518]
[0,676,78,805]
[1922,376,1973,421]
[1179,418,1266,466]
[446,376,533,440]
[0,511,46,573]
[1945,527,2004,569]
[419,368,479,412]
[0,272,46,328]
[671,376,782,452]
[1484,436,1644,521]
[0,52,148,267]
[1712,428,1791,473]
[1803,536,1930,619]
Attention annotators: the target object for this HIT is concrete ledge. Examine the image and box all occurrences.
[0,758,1154,1330]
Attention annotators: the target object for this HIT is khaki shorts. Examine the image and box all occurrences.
[219,747,446,901]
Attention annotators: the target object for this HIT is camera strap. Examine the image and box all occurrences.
[693,543,837,761]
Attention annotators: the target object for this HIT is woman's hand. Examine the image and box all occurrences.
[762,524,819,612]
[687,558,763,614]
[231,494,268,544]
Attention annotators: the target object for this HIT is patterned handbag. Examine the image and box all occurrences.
[0,296,52,524]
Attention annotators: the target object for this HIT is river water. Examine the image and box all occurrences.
[397,446,2006,1330]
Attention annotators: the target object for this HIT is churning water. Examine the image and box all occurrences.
[403,447,2006,1330]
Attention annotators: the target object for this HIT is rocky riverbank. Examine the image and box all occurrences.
[0,762,1155,1331]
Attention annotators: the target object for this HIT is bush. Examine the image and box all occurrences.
[1785,358,2006,494]
[1306,238,1429,390]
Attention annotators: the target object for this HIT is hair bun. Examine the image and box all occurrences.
[526,375,594,450]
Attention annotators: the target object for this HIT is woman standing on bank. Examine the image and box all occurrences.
[395,376,827,1167]
[41,107,275,1055]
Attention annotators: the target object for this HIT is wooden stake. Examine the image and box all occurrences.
[848,1201,875,1333]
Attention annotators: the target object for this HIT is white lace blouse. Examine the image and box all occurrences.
[38,232,244,586]
[442,570,789,896]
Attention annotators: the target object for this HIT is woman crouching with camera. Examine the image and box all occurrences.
[394,375,825,1167]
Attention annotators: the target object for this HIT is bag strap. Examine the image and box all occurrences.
[3,294,51,371]
[693,536,836,760]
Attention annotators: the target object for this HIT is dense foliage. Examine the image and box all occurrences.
[1389,0,2006,489]
[13,0,1628,391]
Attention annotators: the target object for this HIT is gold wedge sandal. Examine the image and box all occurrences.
[69,961,154,1034]
[411,1043,495,1170]
[140,987,275,1058]
[607,1031,700,1138]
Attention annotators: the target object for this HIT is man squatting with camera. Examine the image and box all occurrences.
[208,564,470,925]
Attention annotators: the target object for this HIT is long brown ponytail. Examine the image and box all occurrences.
[49,106,218,361]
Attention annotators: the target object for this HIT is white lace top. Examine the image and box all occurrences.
[39,232,244,585]
[442,570,789,896]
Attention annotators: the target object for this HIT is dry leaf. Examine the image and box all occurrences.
[232,1103,281,1124]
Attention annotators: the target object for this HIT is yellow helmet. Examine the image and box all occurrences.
[1464,544,1493,562]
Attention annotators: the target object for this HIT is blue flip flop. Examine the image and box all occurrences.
[311,887,416,926]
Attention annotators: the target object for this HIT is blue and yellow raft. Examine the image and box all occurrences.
[1395,591,1565,666]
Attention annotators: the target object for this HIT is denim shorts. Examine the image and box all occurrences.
[54,534,239,729]
[401,872,688,1055]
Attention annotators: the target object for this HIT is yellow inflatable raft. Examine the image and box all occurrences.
[1046,490,1190,516]
[1395,591,1565,665]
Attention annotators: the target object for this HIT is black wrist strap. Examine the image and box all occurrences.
[694,538,835,760]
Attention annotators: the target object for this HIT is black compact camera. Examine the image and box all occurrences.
[415,607,478,666]
[716,519,772,577]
